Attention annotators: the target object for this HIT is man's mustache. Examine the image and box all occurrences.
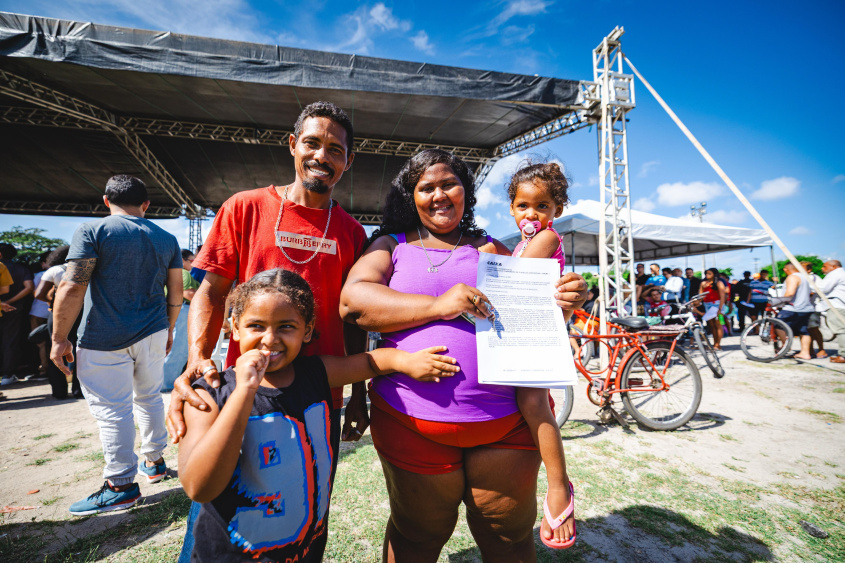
[305,161,333,174]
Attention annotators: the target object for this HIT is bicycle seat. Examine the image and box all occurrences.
[610,317,650,332]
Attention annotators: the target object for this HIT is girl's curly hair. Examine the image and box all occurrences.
[370,149,486,242]
[506,161,570,210]
[230,268,315,328]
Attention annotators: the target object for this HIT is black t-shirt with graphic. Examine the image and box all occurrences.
[190,356,334,563]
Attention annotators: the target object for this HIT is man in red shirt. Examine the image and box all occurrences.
[167,102,368,561]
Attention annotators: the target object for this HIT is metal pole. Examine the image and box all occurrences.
[570,232,576,272]
[770,245,778,283]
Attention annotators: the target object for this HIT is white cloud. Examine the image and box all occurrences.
[749,176,800,201]
[475,213,491,229]
[637,160,660,178]
[655,181,724,206]
[411,30,435,54]
[501,25,535,45]
[588,175,599,187]
[57,0,274,44]
[703,209,748,225]
[788,226,813,235]
[490,0,551,31]
[833,174,845,184]
[633,198,656,212]
[369,3,411,31]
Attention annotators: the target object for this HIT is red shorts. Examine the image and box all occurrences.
[369,390,545,475]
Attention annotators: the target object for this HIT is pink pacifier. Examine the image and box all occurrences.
[519,219,542,237]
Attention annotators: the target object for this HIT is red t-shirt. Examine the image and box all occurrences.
[194,186,368,409]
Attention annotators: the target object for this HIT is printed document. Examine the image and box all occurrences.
[475,252,577,388]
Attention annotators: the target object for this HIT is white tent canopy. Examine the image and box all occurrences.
[499,200,773,266]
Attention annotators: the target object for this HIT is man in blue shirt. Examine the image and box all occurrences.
[646,263,667,288]
[51,175,183,516]
[748,270,775,321]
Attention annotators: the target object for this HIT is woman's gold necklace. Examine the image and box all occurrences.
[416,226,463,273]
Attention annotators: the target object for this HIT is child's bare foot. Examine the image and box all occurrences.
[541,482,575,547]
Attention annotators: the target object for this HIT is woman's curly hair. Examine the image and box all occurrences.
[230,268,315,328]
[370,149,486,242]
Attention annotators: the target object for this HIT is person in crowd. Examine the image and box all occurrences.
[816,260,845,363]
[772,263,813,360]
[582,285,598,314]
[644,286,671,318]
[51,175,183,515]
[505,161,577,548]
[0,242,35,385]
[802,261,827,358]
[36,245,83,399]
[748,269,775,323]
[734,271,754,333]
[719,271,734,336]
[179,268,457,562]
[701,267,727,350]
[162,249,200,391]
[685,267,702,297]
[646,263,666,289]
[339,149,588,561]
[663,267,684,304]
[28,250,51,380]
[635,263,648,303]
[673,267,690,302]
[166,101,371,563]
[0,261,10,399]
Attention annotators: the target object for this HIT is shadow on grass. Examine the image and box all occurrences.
[0,487,190,563]
[446,504,774,563]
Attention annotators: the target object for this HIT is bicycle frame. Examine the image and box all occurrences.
[574,330,679,404]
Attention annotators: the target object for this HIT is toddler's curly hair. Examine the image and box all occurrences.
[506,161,570,209]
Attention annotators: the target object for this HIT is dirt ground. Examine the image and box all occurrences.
[1,333,843,561]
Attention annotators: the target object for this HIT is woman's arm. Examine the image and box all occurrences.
[717,281,727,310]
[322,346,458,388]
[35,279,55,303]
[340,235,491,332]
[178,386,255,503]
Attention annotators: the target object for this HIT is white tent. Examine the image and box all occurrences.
[499,200,773,266]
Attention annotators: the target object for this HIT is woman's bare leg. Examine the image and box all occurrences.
[379,455,464,563]
[463,447,542,563]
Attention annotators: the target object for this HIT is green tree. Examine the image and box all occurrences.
[0,226,67,265]
[759,255,823,281]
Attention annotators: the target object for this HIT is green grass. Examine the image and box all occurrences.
[41,496,62,506]
[75,449,105,463]
[53,442,80,453]
[26,458,52,466]
[800,408,843,424]
[718,433,738,442]
[833,387,845,393]
[33,433,55,441]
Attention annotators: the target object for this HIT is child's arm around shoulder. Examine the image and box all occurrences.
[321,346,459,388]
[518,229,561,259]
[178,350,268,503]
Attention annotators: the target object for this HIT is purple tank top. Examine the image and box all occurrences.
[370,232,518,422]
[512,229,566,274]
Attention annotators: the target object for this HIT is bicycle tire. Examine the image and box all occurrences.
[619,341,702,431]
[741,318,793,362]
[692,326,725,378]
[555,385,575,428]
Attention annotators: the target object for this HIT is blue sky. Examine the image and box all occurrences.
[1,0,843,275]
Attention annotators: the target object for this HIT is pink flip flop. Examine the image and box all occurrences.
[541,482,575,549]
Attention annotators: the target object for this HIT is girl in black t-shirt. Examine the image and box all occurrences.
[178,268,456,562]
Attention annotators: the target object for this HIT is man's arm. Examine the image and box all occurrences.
[167,271,233,442]
[782,275,799,299]
[4,279,34,306]
[165,268,184,355]
[50,259,96,376]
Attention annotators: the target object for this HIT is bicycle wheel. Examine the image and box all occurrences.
[692,325,725,378]
[555,385,575,428]
[620,341,702,431]
[741,318,793,362]
[579,339,596,369]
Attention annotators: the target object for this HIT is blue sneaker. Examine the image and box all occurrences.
[69,481,141,516]
[138,458,167,483]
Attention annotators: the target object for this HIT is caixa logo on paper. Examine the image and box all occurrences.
[487,261,502,266]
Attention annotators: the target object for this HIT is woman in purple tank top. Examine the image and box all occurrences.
[341,149,588,561]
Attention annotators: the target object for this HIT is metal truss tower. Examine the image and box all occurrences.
[593,27,636,335]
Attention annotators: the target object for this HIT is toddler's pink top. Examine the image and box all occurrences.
[512,228,566,274]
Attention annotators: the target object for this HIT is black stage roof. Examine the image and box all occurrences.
[0,12,586,221]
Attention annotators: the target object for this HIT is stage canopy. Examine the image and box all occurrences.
[499,200,773,266]
[0,12,586,221]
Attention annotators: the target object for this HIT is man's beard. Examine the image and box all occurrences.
[303,177,330,194]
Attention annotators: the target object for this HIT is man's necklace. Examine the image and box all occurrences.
[274,185,333,265]
[416,226,463,273]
